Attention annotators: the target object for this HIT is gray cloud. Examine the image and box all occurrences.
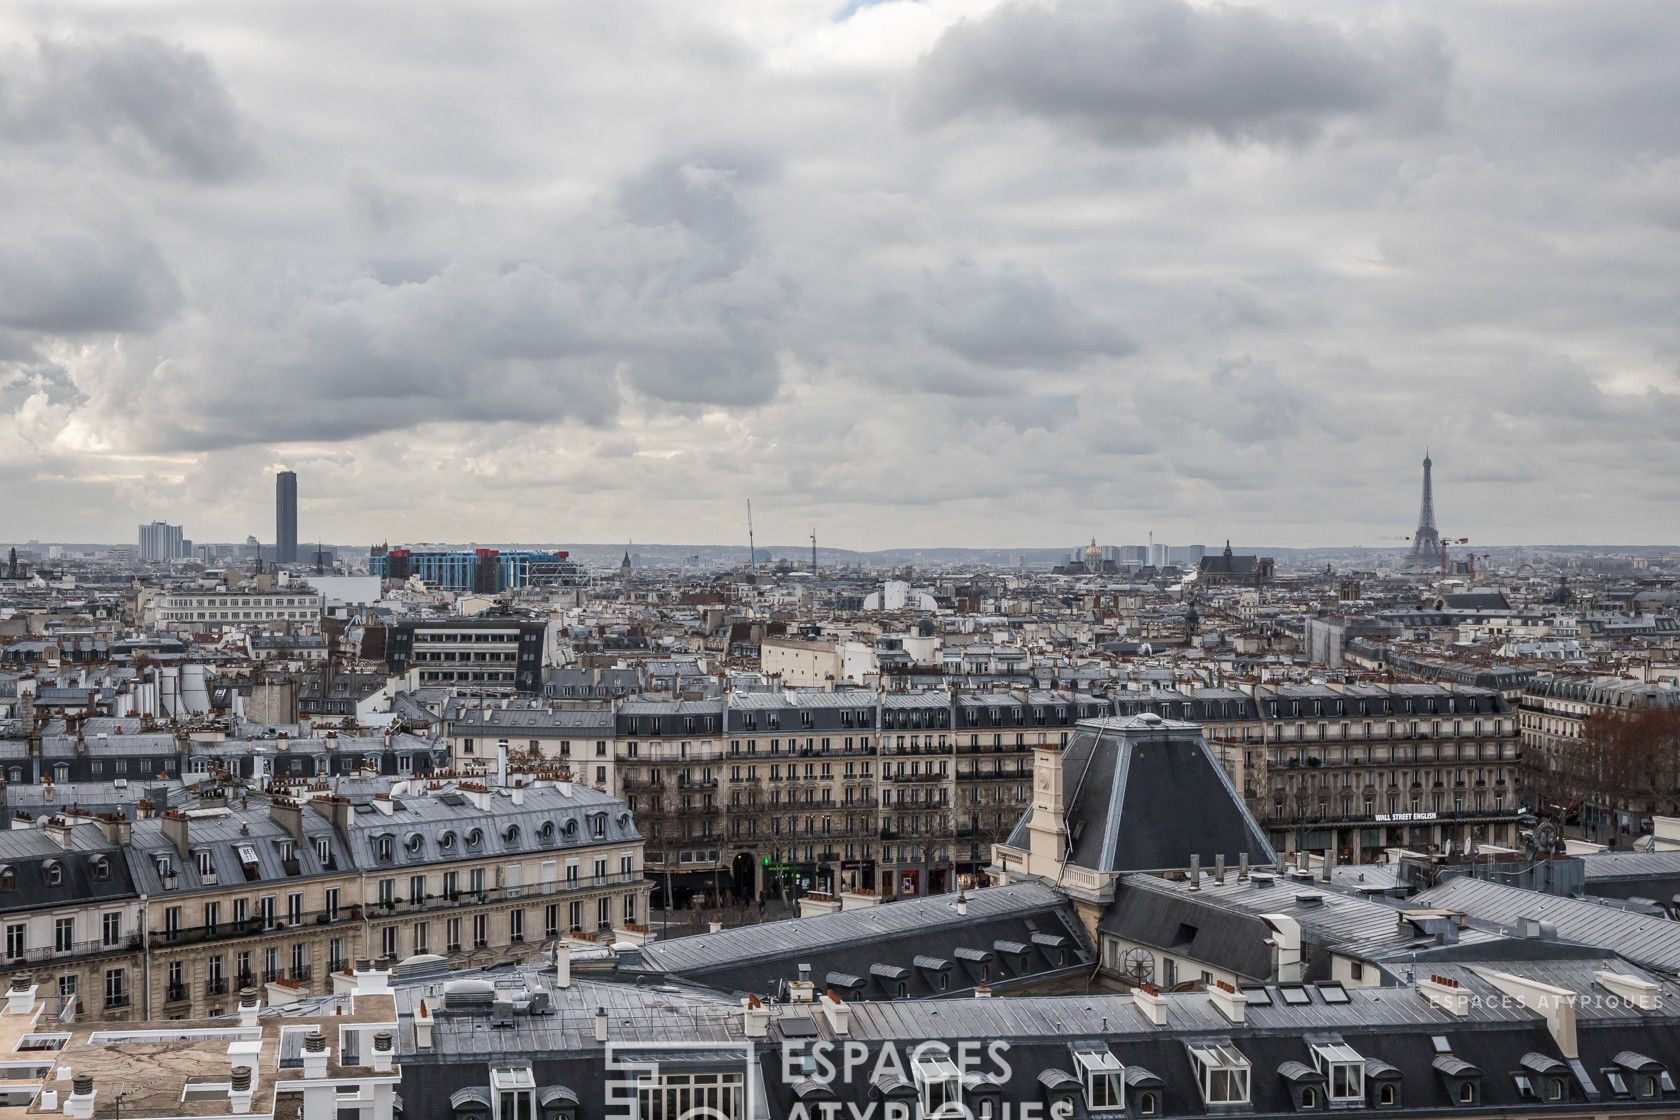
[911,0,1451,146]
[0,229,182,333]
[1,1,1678,546]
[0,32,254,179]
[922,261,1133,367]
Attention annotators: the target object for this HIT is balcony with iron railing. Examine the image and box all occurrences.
[3,936,138,969]
[367,872,650,920]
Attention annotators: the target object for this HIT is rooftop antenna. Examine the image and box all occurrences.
[745,499,758,576]
[810,528,817,577]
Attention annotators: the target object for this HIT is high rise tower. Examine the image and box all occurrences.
[1405,451,1440,567]
[276,471,298,565]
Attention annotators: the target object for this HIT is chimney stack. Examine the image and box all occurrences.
[229,1066,254,1114]
[594,1007,610,1043]
[162,810,191,861]
[741,995,768,1038]
[65,1076,95,1120]
[1188,853,1201,890]
[302,1031,329,1079]
[371,1031,394,1073]
[6,976,38,1015]
[1215,854,1226,885]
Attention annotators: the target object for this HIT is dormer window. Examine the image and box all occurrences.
[0,867,13,892]
[1459,1084,1475,1105]
[406,833,425,853]
[1378,1084,1397,1107]
[1311,1043,1364,1102]
[195,850,214,876]
[1137,1092,1158,1116]
[466,828,484,847]
[503,825,520,844]
[1190,1043,1251,1105]
[912,1049,963,1118]
[438,831,456,851]
[315,837,331,863]
[44,861,63,887]
[1608,1054,1669,1101]
[377,836,394,861]
[1073,1048,1124,1111]
[90,856,109,882]
[590,815,606,839]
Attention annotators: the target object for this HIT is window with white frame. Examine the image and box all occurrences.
[913,1050,964,1118]
[1312,1043,1364,1102]
[490,1065,536,1120]
[1074,1048,1124,1111]
[634,1072,742,1120]
[1189,1043,1251,1105]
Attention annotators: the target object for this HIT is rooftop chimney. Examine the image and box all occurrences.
[819,990,850,1036]
[229,1066,254,1114]
[353,959,391,996]
[1133,984,1168,1027]
[1208,980,1245,1025]
[1188,853,1201,890]
[6,976,38,1015]
[1239,852,1250,881]
[237,988,262,1027]
[1215,854,1226,886]
[94,813,132,846]
[554,944,571,989]
[371,1031,394,1073]
[1417,974,1469,1017]
[741,995,768,1038]
[302,1031,329,1079]
[594,1007,610,1043]
[162,810,190,861]
[65,1076,95,1120]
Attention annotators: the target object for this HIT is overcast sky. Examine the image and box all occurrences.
[3,0,1677,550]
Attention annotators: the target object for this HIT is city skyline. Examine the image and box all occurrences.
[3,1,1679,548]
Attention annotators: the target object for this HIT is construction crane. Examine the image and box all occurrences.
[745,499,758,577]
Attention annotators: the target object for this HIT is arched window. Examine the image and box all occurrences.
[377,836,393,861]
[1302,1089,1317,1109]
[45,861,63,887]
[1459,1084,1475,1105]
[1138,1093,1157,1116]
[0,867,14,891]
[1379,1085,1396,1106]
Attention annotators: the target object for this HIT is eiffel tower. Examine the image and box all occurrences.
[1405,450,1441,567]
